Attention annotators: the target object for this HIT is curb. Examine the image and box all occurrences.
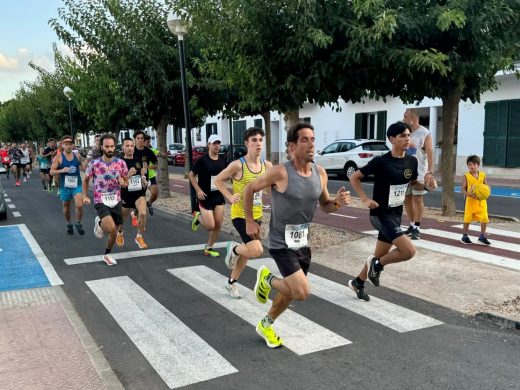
[475,312,520,331]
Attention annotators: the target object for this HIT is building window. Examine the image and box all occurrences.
[254,119,263,128]
[206,123,217,142]
[232,120,247,145]
[484,99,520,168]
[354,111,387,140]
[174,126,182,143]
[300,117,311,123]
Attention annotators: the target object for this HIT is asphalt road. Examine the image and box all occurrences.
[169,165,520,219]
[2,174,519,389]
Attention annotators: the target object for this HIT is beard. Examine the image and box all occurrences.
[104,151,114,158]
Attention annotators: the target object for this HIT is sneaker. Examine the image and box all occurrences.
[224,242,239,269]
[131,211,138,227]
[93,216,104,239]
[478,236,491,246]
[411,227,420,240]
[254,265,272,304]
[75,222,85,236]
[102,254,117,266]
[366,255,382,287]
[404,225,414,235]
[348,279,370,302]
[191,211,200,232]
[66,224,74,235]
[225,283,241,299]
[256,320,283,348]
[147,203,154,216]
[135,236,148,249]
[15,181,20,186]
[23,177,27,183]
[460,236,473,244]
[204,247,220,257]
[116,231,124,247]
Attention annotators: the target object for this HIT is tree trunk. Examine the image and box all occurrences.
[156,116,172,199]
[440,82,463,217]
[283,110,300,132]
[184,127,191,179]
[261,110,271,161]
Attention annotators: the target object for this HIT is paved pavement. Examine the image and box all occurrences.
[1,172,519,389]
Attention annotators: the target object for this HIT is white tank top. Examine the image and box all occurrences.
[407,125,430,182]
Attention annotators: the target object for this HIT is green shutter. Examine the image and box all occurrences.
[233,120,247,145]
[254,119,263,128]
[376,111,387,141]
[355,113,362,139]
[506,100,520,168]
[483,101,508,167]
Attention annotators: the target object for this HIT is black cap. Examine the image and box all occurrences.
[387,122,411,139]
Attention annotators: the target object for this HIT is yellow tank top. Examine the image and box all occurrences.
[231,157,266,220]
[464,171,488,219]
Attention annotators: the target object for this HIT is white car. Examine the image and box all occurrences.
[314,139,389,179]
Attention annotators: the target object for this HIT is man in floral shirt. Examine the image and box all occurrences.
[83,133,128,266]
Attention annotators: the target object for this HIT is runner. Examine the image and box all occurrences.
[19,142,32,182]
[246,122,351,348]
[86,134,102,162]
[50,135,85,235]
[83,133,129,266]
[117,137,149,249]
[189,134,226,257]
[143,134,161,211]
[347,121,437,302]
[0,144,10,178]
[36,146,51,191]
[42,139,58,192]
[214,127,272,299]
[9,143,23,186]
[133,131,158,215]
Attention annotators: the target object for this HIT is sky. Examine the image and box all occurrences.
[0,0,65,102]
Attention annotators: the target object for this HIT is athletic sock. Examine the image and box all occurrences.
[261,315,274,328]
[104,248,112,255]
[228,277,237,285]
[232,246,239,256]
[374,258,384,271]
[355,277,365,287]
[266,273,275,286]
[479,233,486,239]
[414,222,421,229]
[136,233,142,238]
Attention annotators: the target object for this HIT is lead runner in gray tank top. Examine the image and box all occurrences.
[268,160,322,250]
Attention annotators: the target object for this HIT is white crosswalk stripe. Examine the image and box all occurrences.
[168,265,352,355]
[248,259,442,333]
[86,276,238,389]
[420,228,520,252]
[452,224,520,239]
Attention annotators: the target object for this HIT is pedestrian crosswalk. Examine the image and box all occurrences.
[363,224,520,271]
[85,255,444,388]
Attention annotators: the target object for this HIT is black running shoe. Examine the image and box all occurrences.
[66,224,74,235]
[348,279,370,302]
[404,225,414,235]
[478,236,491,245]
[460,236,472,244]
[148,203,154,216]
[75,222,85,236]
[366,256,382,287]
[411,227,420,240]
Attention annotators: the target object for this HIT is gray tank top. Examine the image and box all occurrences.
[269,161,322,250]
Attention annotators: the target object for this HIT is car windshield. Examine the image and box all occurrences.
[169,144,183,150]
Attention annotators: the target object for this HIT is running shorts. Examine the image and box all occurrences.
[94,202,124,226]
[269,247,312,278]
[370,214,404,244]
[232,217,261,244]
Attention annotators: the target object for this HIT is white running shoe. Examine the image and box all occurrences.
[102,254,117,266]
[225,283,241,299]
[224,241,239,269]
[93,216,104,239]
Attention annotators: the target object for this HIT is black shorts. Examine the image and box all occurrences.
[10,163,23,169]
[40,168,50,174]
[121,192,146,210]
[94,202,124,226]
[199,193,225,211]
[370,214,404,244]
[232,218,261,244]
[149,177,157,186]
[269,247,312,278]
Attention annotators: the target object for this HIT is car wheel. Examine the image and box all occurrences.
[344,162,357,180]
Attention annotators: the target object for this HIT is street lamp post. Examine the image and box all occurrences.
[167,12,197,213]
[63,86,74,142]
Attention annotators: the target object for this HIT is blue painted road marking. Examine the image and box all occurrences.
[436,186,520,199]
[0,225,56,291]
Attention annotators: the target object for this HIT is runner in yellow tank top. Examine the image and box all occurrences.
[215,127,272,299]
[461,155,491,245]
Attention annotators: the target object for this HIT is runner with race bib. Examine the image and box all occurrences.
[83,133,129,266]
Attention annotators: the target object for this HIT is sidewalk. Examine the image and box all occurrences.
[0,286,123,390]
[436,174,520,189]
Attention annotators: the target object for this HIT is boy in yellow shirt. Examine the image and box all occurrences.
[461,155,491,245]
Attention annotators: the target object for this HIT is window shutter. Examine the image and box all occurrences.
[254,119,263,128]
[483,101,508,167]
[376,111,387,141]
[355,113,362,139]
[506,100,520,168]
[233,120,247,145]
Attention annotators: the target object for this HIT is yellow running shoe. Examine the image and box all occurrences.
[254,265,272,304]
[135,235,148,249]
[204,247,220,257]
[256,320,283,348]
[191,211,200,232]
[116,231,124,247]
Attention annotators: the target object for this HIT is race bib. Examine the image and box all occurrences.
[388,183,408,208]
[128,175,142,192]
[3,157,8,162]
[101,193,118,208]
[285,223,309,249]
[64,176,78,189]
[253,191,262,206]
[210,176,218,191]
